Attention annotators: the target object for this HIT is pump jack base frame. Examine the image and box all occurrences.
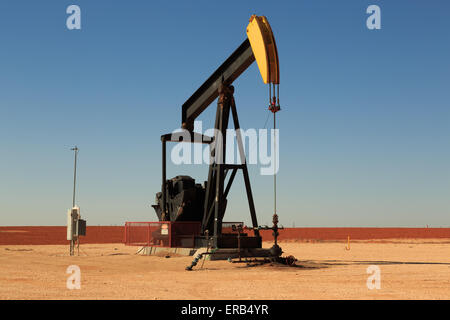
[195,247,276,261]
[192,234,261,249]
[138,245,277,261]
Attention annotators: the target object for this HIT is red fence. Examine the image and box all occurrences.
[221,221,244,234]
[0,226,124,245]
[1,226,449,246]
[124,221,201,247]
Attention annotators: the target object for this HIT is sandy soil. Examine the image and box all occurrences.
[1,240,449,300]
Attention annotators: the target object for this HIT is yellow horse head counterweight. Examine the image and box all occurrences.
[246,15,280,112]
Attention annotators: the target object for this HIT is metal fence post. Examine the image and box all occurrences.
[169,222,172,247]
[124,222,127,245]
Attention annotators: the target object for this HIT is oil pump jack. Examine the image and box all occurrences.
[152,15,282,257]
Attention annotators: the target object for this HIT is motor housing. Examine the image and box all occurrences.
[152,175,205,222]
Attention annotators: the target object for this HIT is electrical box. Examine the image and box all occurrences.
[67,207,80,240]
[77,219,86,236]
[67,209,73,240]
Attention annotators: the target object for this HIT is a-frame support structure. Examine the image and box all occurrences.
[201,84,260,248]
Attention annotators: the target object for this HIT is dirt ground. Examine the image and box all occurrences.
[0,240,449,300]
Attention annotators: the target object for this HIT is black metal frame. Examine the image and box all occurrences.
[181,39,255,131]
[159,37,263,249]
[201,85,260,248]
[160,86,260,248]
[160,131,213,219]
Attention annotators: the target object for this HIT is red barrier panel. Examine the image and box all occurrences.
[1,226,449,245]
[0,226,124,245]
[221,221,244,234]
[124,221,201,247]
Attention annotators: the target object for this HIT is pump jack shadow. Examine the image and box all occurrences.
[190,259,450,272]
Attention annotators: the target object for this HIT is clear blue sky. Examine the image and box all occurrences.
[1,1,449,226]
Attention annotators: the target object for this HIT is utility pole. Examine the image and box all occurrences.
[69,146,78,256]
[71,146,78,208]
